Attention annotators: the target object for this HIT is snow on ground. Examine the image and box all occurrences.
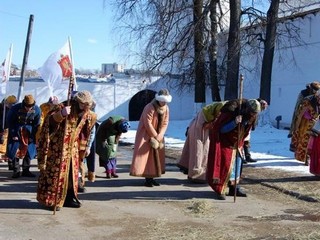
[121,120,312,176]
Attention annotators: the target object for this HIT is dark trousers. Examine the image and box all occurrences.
[12,154,31,173]
[85,141,95,172]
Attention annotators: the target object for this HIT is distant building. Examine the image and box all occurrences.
[101,63,125,74]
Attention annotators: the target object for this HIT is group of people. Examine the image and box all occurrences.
[176,98,265,199]
[0,90,130,211]
[0,87,267,210]
[1,79,318,210]
[8,82,320,209]
[289,81,320,175]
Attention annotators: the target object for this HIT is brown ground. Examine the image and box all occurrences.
[0,145,320,240]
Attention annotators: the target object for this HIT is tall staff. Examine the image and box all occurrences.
[53,37,75,215]
[53,75,74,215]
[234,74,244,203]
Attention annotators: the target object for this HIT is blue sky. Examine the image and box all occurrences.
[0,0,127,70]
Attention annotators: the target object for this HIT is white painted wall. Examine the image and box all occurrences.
[237,10,320,128]
[4,76,202,122]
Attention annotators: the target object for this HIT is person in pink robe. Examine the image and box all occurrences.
[130,89,172,187]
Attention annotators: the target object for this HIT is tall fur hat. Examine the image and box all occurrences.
[309,81,320,93]
[23,94,35,107]
[155,89,172,103]
[48,96,59,104]
[74,90,93,105]
[248,99,261,113]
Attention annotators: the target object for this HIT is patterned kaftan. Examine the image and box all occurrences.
[37,104,96,208]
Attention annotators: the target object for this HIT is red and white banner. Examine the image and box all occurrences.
[0,44,13,95]
[38,39,77,94]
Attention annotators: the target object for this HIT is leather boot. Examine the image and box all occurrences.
[88,171,95,182]
[12,158,21,178]
[244,141,257,163]
[63,190,81,208]
[144,178,153,187]
[217,193,226,200]
[111,170,119,178]
[228,186,247,197]
[78,178,86,193]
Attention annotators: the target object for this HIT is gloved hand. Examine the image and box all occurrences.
[61,106,71,117]
[235,115,242,124]
[85,147,91,157]
[150,137,159,149]
[159,141,164,149]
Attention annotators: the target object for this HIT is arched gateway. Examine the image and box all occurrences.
[128,89,156,121]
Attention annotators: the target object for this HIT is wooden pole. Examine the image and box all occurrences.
[53,75,74,215]
[53,38,75,214]
[234,74,244,203]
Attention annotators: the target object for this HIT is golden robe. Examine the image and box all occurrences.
[37,103,97,208]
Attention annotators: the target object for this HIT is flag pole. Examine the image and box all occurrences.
[68,36,77,91]
[2,44,13,130]
[234,74,244,203]
[53,38,75,215]
[17,15,34,102]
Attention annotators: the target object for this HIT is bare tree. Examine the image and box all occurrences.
[259,0,280,104]
[111,0,228,101]
[225,0,242,100]
[194,0,206,103]
[209,0,222,101]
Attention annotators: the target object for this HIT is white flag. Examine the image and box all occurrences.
[38,40,76,95]
[0,44,13,95]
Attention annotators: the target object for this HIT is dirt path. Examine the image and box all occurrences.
[0,145,319,240]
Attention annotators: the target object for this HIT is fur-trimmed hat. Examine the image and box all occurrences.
[5,95,17,105]
[248,99,261,113]
[74,90,93,105]
[23,94,35,107]
[308,81,320,93]
[155,89,172,103]
[48,96,59,104]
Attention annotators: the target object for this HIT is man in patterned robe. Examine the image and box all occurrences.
[37,90,97,211]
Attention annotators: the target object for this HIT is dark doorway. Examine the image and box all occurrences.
[129,89,156,121]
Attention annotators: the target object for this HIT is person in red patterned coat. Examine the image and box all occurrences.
[37,90,97,211]
[206,99,261,200]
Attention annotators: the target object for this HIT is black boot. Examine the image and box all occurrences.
[63,190,81,208]
[12,158,21,178]
[228,186,247,197]
[21,157,35,177]
[8,158,13,170]
[144,178,153,187]
[243,141,257,163]
[111,171,119,178]
[78,178,86,193]
[151,179,160,186]
[22,168,36,177]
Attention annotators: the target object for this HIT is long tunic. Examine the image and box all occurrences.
[37,103,97,208]
[207,101,255,195]
[130,100,169,178]
[178,101,225,182]
[291,96,319,162]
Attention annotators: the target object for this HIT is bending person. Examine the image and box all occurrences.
[207,99,261,200]
[177,101,226,183]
